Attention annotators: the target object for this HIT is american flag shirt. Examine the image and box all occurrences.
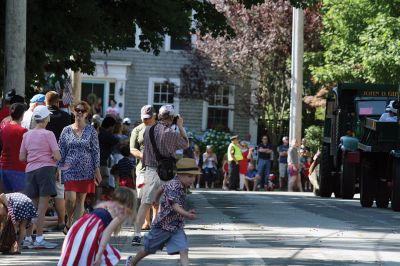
[152,177,186,232]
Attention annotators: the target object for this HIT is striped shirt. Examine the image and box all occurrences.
[143,121,188,167]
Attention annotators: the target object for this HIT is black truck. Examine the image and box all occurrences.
[317,83,400,211]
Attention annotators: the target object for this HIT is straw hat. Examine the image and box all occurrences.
[176,158,201,175]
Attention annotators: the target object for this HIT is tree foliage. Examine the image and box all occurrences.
[181,0,322,143]
[310,0,400,84]
[0,0,317,95]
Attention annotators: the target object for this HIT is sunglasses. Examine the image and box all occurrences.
[74,108,87,114]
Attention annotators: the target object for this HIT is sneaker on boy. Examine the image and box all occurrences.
[131,235,142,246]
[31,239,57,249]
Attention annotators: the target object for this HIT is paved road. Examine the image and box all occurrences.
[2,191,400,265]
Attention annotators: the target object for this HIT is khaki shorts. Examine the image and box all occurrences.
[99,166,110,188]
[141,167,164,204]
[136,169,145,199]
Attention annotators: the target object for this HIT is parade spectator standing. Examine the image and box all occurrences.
[239,141,253,190]
[202,145,218,189]
[21,94,45,129]
[130,105,156,232]
[19,105,60,249]
[0,192,37,254]
[227,135,243,190]
[98,116,119,199]
[0,104,27,193]
[0,90,17,122]
[277,136,289,190]
[256,135,273,190]
[58,101,101,234]
[106,99,120,118]
[126,158,199,266]
[288,139,303,192]
[222,154,229,190]
[45,91,72,231]
[58,187,137,266]
[131,104,188,245]
[192,144,203,189]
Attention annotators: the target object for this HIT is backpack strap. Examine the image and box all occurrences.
[149,124,162,161]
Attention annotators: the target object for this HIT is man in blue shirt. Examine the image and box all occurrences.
[256,135,273,190]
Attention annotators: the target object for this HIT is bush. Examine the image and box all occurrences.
[193,129,231,167]
[304,125,323,154]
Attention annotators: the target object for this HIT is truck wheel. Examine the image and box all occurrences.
[319,145,333,197]
[375,180,390,208]
[341,154,355,199]
[360,158,375,208]
[391,159,400,211]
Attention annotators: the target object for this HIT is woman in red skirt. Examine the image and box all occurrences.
[58,101,102,234]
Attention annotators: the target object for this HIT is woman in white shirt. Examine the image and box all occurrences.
[202,145,218,189]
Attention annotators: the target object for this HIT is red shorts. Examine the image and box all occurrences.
[64,179,95,193]
[288,165,299,177]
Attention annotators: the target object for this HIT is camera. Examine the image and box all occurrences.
[172,114,180,124]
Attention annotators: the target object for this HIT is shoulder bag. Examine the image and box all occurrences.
[149,124,176,181]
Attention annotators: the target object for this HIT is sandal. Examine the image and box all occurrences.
[63,225,70,235]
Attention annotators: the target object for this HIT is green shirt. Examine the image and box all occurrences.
[130,123,146,171]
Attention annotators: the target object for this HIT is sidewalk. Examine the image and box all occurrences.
[0,190,265,266]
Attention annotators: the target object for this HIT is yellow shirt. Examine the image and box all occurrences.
[228,143,243,162]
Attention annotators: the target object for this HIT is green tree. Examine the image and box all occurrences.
[309,0,400,84]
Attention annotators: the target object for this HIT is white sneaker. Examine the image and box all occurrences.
[30,239,57,249]
[196,184,200,189]
[21,239,33,249]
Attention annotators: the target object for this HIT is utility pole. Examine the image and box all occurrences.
[4,0,27,98]
[289,7,304,144]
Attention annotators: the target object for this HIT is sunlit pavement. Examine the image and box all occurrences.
[2,190,400,265]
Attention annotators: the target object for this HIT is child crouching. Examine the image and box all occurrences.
[126,158,200,266]
[58,187,137,266]
[0,192,37,254]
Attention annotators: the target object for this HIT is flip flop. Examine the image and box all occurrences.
[63,225,70,235]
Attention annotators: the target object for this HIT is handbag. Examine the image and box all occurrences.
[149,124,176,181]
[0,215,17,252]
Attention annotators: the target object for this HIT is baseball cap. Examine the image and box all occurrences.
[141,105,155,120]
[176,158,201,175]
[30,94,45,103]
[32,105,51,120]
[123,117,131,125]
[5,89,16,101]
[159,104,175,116]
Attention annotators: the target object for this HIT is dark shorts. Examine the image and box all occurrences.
[25,166,57,198]
[144,227,188,255]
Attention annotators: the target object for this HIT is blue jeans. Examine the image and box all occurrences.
[257,159,271,187]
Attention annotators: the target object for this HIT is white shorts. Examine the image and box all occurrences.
[141,167,165,204]
[55,181,64,199]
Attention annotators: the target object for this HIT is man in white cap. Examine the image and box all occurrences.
[130,105,156,233]
[21,93,46,129]
[379,100,398,122]
[131,104,189,245]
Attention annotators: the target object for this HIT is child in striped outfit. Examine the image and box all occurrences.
[58,187,137,266]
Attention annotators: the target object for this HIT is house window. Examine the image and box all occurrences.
[205,86,233,131]
[148,78,180,114]
[170,34,191,50]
